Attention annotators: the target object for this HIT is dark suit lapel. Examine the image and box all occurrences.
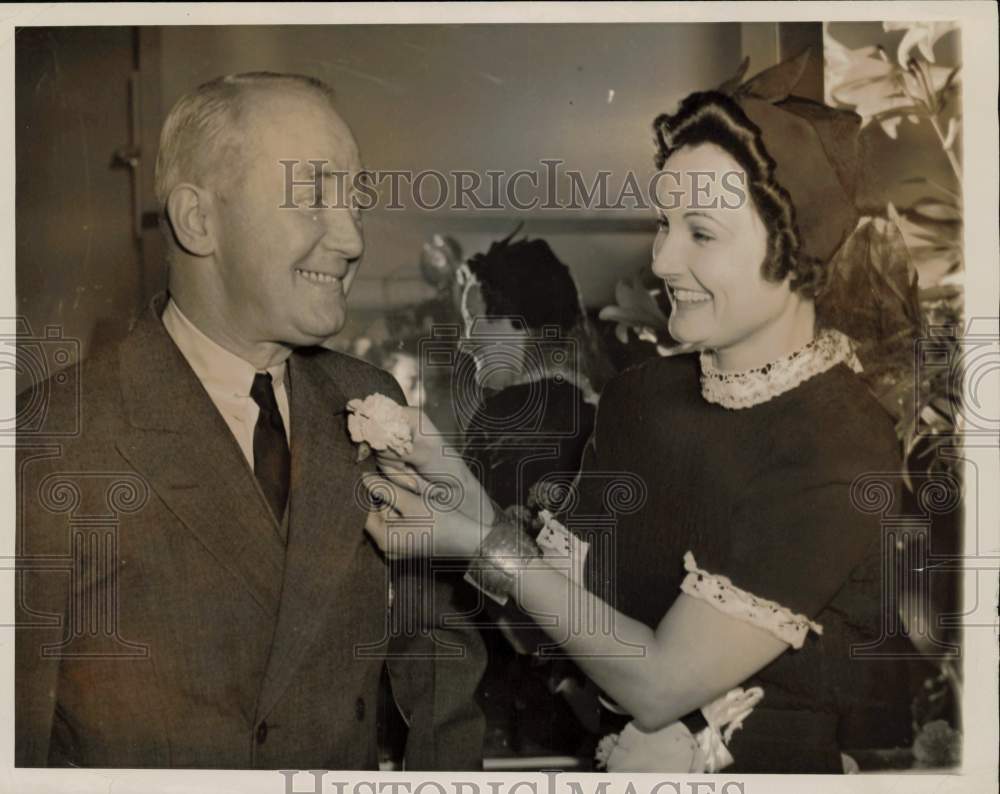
[114,299,286,618]
[255,351,370,721]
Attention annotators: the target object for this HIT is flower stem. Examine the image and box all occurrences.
[929,114,964,182]
[913,59,963,182]
[923,178,961,202]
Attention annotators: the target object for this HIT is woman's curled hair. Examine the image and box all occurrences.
[653,91,826,298]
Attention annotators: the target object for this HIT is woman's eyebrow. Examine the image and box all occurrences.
[684,210,731,232]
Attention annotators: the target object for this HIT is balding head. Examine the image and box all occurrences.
[154,72,337,209]
[156,72,364,369]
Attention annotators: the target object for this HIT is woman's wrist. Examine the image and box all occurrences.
[464,515,542,605]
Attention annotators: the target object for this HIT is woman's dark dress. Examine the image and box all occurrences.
[575,353,912,773]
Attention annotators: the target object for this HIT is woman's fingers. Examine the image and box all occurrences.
[363,500,406,559]
[376,458,430,496]
[363,472,421,512]
[361,473,435,555]
[372,446,405,464]
[361,472,485,558]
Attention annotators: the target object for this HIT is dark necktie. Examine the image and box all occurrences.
[250,372,290,532]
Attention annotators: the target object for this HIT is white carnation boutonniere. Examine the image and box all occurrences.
[346,393,414,461]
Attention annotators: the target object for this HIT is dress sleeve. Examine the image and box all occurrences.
[682,435,898,648]
[536,510,590,586]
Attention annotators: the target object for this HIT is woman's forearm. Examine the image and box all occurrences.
[511,557,727,730]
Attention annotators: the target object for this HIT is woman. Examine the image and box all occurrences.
[362,53,909,773]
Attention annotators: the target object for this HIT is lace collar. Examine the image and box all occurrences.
[699,329,862,410]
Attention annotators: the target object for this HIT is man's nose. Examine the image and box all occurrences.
[319,207,364,261]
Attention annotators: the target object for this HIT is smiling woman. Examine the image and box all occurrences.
[650,92,833,372]
[362,50,916,774]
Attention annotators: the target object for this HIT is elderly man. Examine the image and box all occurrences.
[16,72,485,770]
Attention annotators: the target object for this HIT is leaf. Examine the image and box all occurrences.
[656,343,696,358]
[910,198,962,223]
[888,203,964,286]
[602,278,669,330]
[942,117,959,150]
[817,216,926,421]
[919,284,962,303]
[597,306,624,322]
[740,48,812,101]
[715,56,750,95]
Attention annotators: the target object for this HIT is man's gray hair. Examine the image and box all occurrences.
[153,71,336,208]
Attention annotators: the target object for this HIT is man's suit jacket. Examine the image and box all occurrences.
[15,295,486,769]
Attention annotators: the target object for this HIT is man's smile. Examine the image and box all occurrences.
[295,267,344,287]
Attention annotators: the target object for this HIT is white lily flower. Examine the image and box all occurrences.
[883,21,959,65]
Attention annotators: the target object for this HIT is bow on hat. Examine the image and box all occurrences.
[714,49,864,266]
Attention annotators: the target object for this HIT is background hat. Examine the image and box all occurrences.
[463,227,585,332]
[720,50,863,265]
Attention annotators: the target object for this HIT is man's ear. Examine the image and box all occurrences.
[164,183,216,257]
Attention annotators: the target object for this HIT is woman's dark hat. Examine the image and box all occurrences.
[718,50,863,265]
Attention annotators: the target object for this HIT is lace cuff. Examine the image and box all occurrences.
[593,686,765,773]
[680,551,822,649]
[535,510,589,587]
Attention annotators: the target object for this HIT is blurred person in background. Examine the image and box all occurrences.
[456,232,600,510]
[452,233,604,759]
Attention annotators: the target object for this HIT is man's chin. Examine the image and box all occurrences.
[287,317,348,348]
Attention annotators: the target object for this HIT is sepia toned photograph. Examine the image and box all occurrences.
[3,3,997,792]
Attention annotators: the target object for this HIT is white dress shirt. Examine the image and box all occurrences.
[161,298,291,468]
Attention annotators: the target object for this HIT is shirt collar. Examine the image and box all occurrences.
[161,297,287,399]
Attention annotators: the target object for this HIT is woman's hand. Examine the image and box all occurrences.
[371,407,496,526]
[362,469,488,559]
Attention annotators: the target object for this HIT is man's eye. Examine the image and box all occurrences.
[692,228,714,243]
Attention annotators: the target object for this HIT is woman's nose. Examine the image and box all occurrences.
[651,232,684,279]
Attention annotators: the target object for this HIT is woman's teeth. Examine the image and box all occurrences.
[296,269,341,285]
[673,288,712,304]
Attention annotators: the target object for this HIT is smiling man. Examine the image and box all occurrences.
[16,72,486,770]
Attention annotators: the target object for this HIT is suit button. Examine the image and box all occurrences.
[355,697,366,721]
[256,721,268,744]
